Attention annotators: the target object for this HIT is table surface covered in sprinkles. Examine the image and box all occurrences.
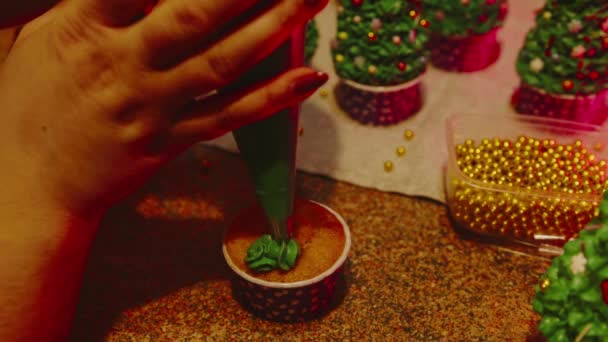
[70,145,546,341]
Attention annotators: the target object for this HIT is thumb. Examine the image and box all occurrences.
[17,1,67,43]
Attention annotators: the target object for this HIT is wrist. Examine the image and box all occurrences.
[0,144,103,232]
[0,179,101,341]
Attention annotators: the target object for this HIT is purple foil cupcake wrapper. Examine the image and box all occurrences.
[335,78,423,126]
[430,27,501,73]
[513,84,608,126]
[230,267,344,322]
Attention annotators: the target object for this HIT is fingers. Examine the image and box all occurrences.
[152,0,327,97]
[73,0,153,26]
[168,68,328,148]
[134,0,258,68]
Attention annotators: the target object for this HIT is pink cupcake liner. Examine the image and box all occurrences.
[334,77,423,126]
[430,27,501,73]
[512,83,608,126]
[222,201,352,322]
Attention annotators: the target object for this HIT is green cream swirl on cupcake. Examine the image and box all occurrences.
[533,191,608,341]
[246,235,300,273]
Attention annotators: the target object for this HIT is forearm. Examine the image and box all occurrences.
[0,203,99,341]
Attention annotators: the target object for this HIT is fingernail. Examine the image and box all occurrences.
[293,72,328,95]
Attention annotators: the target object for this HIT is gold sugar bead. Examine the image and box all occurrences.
[404,130,415,141]
[594,142,604,152]
[452,136,608,243]
[396,146,406,157]
[384,161,394,172]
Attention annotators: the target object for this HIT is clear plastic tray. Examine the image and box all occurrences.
[445,114,608,256]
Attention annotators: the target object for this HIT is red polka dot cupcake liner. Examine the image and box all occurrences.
[222,202,351,322]
[512,83,608,126]
[228,268,344,322]
[334,77,423,126]
[430,27,501,73]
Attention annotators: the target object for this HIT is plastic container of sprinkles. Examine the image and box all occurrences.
[445,114,608,255]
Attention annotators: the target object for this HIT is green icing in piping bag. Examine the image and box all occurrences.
[233,105,297,241]
[228,4,304,271]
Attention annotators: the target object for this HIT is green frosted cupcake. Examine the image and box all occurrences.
[533,192,608,341]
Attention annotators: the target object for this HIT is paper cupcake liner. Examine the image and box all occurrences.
[512,83,608,126]
[334,77,423,126]
[222,201,351,322]
[430,27,501,73]
[229,268,343,322]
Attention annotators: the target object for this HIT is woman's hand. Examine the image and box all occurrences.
[0,1,328,340]
[0,0,328,221]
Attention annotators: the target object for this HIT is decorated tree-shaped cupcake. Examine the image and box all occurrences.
[332,0,430,126]
[533,192,608,341]
[533,228,608,340]
[422,0,508,72]
[513,1,608,125]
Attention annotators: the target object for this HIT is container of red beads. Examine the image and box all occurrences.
[445,114,608,254]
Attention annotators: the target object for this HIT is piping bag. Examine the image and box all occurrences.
[229,6,305,242]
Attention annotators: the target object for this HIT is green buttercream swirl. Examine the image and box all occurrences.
[332,0,429,86]
[421,0,507,37]
[305,19,319,65]
[516,1,608,95]
[533,190,608,341]
[245,235,300,273]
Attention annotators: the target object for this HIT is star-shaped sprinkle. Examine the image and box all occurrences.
[570,252,587,275]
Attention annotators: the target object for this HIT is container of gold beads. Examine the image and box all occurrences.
[446,114,608,253]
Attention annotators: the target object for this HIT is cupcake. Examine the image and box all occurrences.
[513,1,608,125]
[533,221,608,340]
[223,199,351,322]
[423,0,508,72]
[331,0,429,125]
